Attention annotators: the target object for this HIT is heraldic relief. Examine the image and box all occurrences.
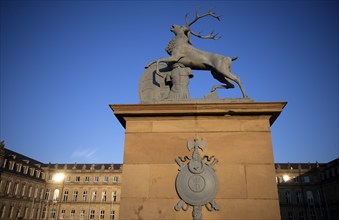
[175,139,219,220]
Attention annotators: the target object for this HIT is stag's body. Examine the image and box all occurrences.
[146,9,248,98]
[165,25,233,71]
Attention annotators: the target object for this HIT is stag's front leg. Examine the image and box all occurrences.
[145,61,156,69]
[146,56,182,73]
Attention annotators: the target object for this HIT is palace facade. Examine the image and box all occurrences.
[0,143,122,220]
[276,160,339,220]
[1,142,338,220]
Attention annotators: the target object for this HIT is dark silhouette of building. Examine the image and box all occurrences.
[276,160,339,220]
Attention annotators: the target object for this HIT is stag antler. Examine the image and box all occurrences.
[185,7,221,41]
[190,30,221,40]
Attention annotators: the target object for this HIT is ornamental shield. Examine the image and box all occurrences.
[175,139,219,220]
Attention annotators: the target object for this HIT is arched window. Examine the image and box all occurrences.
[53,189,60,201]
[285,191,292,204]
[306,191,314,205]
[296,191,303,204]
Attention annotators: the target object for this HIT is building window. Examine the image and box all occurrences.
[5,181,11,195]
[85,176,90,182]
[299,211,305,220]
[30,208,34,219]
[42,208,47,219]
[2,159,7,168]
[13,182,19,196]
[29,168,35,176]
[53,189,60,202]
[90,210,95,220]
[9,161,15,170]
[307,191,314,205]
[112,191,117,202]
[80,209,85,220]
[45,189,50,200]
[110,210,115,220]
[66,176,71,182]
[73,191,78,201]
[35,208,40,219]
[113,176,119,183]
[288,211,294,220]
[102,191,107,202]
[51,208,56,220]
[34,187,38,198]
[82,191,87,202]
[75,176,80,182]
[8,206,13,219]
[317,190,322,205]
[294,176,299,183]
[91,191,97,202]
[104,176,109,182]
[285,191,292,204]
[296,191,303,204]
[70,209,75,219]
[23,166,29,174]
[94,176,99,182]
[40,188,45,200]
[35,170,41,178]
[24,207,28,219]
[275,176,280,183]
[16,163,22,172]
[20,184,26,197]
[100,210,105,219]
[303,176,310,183]
[0,204,5,218]
[60,209,65,219]
[15,206,21,219]
[63,191,68,201]
[310,209,316,220]
[28,186,33,197]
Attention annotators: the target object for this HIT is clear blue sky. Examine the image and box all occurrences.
[1,1,338,164]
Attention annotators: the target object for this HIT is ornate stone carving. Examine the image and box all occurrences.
[175,139,219,220]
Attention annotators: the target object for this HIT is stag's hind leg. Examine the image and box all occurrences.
[224,71,247,98]
[211,70,234,92]
[214,58,248,98]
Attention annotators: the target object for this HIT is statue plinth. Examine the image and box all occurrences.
[110,102,286,220]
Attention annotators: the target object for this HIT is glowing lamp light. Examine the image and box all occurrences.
[53,173,65,183]
[283,175,290,182]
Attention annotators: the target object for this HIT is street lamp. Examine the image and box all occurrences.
[53,173,65,220]
[53,173,65,183]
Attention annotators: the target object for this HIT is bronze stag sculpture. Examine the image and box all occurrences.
[146,8,248,98]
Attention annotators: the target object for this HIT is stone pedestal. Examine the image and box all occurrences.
[110,102,286,220]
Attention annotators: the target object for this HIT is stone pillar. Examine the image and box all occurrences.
[110,102,286,220]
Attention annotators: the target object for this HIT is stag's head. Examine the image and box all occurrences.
[171,8,222,45]
[170,25,189,36]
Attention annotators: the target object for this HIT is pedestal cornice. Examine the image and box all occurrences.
[110,102,287,128]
